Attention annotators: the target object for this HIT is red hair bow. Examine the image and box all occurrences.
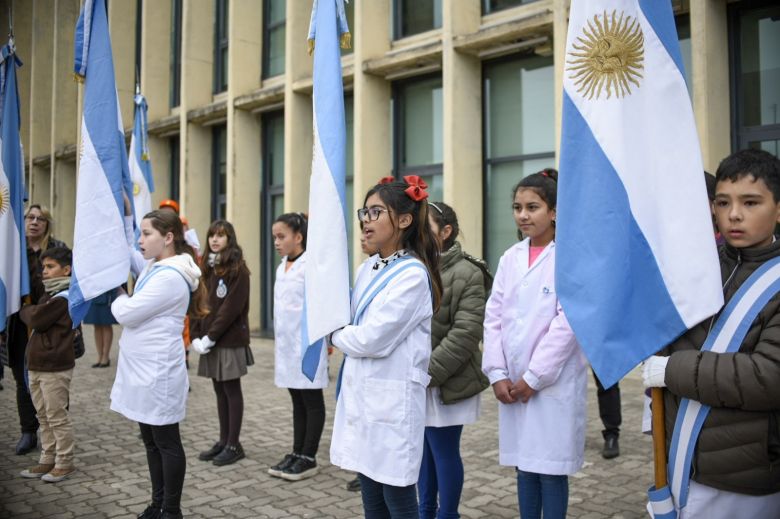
[403,175,429,202]
[378,176,395,185]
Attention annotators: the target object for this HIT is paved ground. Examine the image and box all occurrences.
[0,328,654,518]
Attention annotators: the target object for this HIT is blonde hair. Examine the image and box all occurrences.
[25,204,55,249]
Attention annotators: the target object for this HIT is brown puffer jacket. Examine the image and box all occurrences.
[20,293,76,372]
[429,242,490,404]
[663,240,780,495]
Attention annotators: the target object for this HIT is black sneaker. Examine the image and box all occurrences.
[346,477,361,492]
[280,456,318,481]
[212,443,245,466]
[268,453,297,477]
[137,505,162,519]
[602,436,620,459]
[198,442,225,461]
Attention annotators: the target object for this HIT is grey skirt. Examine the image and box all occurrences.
[197,345,254,381]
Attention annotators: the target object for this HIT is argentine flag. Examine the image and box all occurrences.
[0,41,29,331]
[556,1,723,390]
[129,90,154,229]
[300,0,351,381]
[69,0,135,325]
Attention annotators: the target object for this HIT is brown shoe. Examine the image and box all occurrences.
[20,463,55,479]
[41,467,75,483]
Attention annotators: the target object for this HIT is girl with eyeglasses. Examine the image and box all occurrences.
[330,176,442,519]
[268,212,328,481]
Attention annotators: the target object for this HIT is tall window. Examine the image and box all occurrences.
[676,15,692,99]
[169,136,180,202]
[482,0,536,15]
[211,125,227,220]
[394,0,442,39]
[393,76,444,202]
[262,0,286,78]
[730,3,780,155]
[214,0,229,93]
[261,111,285,331]
[483,55,555,270]
[170,0,182,107]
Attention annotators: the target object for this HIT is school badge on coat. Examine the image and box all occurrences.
[216,279,227,299]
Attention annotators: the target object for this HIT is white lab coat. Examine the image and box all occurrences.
[110,241,200,426]
[482,239,588,475]
[330,255,433,487]
[273,253,328,389]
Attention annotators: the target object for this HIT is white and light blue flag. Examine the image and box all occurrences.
[301,0,351,381]
[69,0,135,325]
[556,1,723,389]
[0,41,29,331]
[129,90,154,230]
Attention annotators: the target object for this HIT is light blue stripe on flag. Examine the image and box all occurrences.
[301,0,352,381]
[0,41,29,332]
[556,0,722,389]
[130,92,154,232]
[69,0,134,326]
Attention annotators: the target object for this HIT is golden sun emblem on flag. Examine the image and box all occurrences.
[133,182,141,196]
[567,10,644,100]
[0,182,10,216]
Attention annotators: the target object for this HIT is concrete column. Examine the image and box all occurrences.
[283,1,313,213]
[690,0,731,172]
[553,0,569,164]
[52,160,77,246]
[352,0,392,264]
[140,0,173,207]
[229,0,263,331]
[442,0,482,254]
[28,0,54,205]
[179,0,214,237]
[107,0,137,130]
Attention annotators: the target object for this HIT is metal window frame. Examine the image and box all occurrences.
[170,0,182,107]
[261,110,285,333]
[481,53,555,262]
[213,0,229,93]
[391,73,444,183]
[262,0,286,79]
[728,0,780,151]
[211,125,227,221]
[481,0,534,16]
[169,135,180,202]
[393,0,440,40]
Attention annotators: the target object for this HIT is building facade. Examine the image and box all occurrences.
[3,0,778,333]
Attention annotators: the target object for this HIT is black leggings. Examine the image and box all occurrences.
[139,422,186,515]
[213,378,244,446]
[288,388,325,458]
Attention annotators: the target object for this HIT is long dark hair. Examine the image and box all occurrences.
[143,209,209,319]
[428,201,459,252]
[364,182,442,311]
[201,220,247,280]
[274,212,308,250]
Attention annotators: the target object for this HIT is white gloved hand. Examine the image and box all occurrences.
[200,336,216,352]
[642,356,669,388]
[190,338,206,355]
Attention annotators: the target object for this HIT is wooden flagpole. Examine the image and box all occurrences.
[651,387,668,488]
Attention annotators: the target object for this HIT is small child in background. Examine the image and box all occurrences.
[482,170,587,519]
[19,246,78,483]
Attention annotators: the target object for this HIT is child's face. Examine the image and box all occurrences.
[714,175,780,249]
[361,193,410,257]
[41,258,70,280]
[209,230,229,254]
[513,188,556,246]
[272,222,303,258]
[139,219,173,260]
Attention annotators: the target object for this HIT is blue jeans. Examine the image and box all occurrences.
[418,425,464,519]
[516,470,568,519]
[359,473,419,519]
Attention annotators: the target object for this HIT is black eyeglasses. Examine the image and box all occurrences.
[357,207,389,222]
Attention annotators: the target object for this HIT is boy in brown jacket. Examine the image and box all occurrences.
[19,246,77,482]
[643,149,780,518]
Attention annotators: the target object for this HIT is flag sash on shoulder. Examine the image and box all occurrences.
[667,256,780,512]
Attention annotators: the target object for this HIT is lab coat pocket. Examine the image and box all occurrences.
[364,378,406,426]
[125,350,160,387]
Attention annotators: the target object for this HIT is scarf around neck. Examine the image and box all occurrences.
[43,276,71,295]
